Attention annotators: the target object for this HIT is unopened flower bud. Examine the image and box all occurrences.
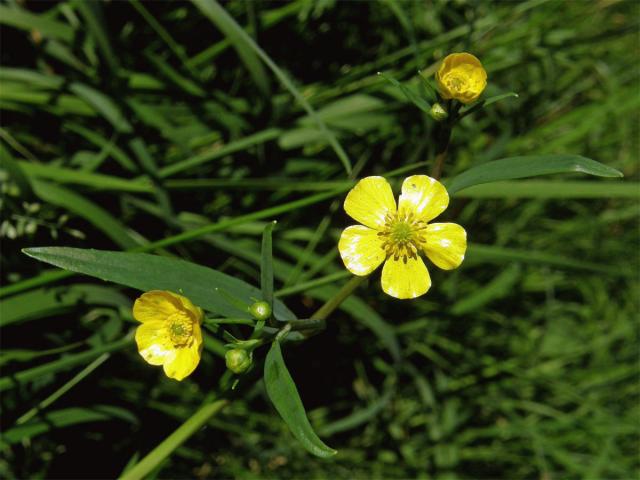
[249,300,271,321]
[225,349,252,374]
[429,103,448,121]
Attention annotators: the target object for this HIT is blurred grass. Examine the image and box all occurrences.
[0,0,638,479]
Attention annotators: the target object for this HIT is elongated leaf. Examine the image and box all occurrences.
[261,221,276,308]
[22,247,296,321]
[455,180,640,198]
[447,155,623,195]
[483,92,519,107]
[378,71,431,113]
[120,400,228,480]
[69,83,132,133]
[264,341,337,458]
[193,0,352,175]
[0,5,74,42]
[1,284,129,327]
[460,92,519,118]
[0,337,131,391]
[465,243,630,277]
[158,128,281,178]
[32,180,143,249]
[451,264,521,315]
[2,405,137,445]
[21,161,152,192]
[190,0,269,95]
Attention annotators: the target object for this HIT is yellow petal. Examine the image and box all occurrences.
[424,223,467,270]
[135,320,175,366]
[398,175,449,223]
[381,255,431,299]
[338,225,386,276]
[344,176,396,229]
[174,293,204,324]
[133,290,182,324]
[162,324,203,381]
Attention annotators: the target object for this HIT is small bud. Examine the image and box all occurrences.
[429,103,448,121]
[225,349,252,374]
[249,300,271,321]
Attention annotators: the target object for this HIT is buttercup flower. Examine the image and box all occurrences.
[339,176,467,299]
[436,53,487,104]
[133,290,204,381]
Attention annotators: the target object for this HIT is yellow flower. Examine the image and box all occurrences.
[133,290,204,381]
[436,52,487,104]
[338,176,467,299]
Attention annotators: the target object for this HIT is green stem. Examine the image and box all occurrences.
[205,317,255,326]
[310,275,366,321]
[119,399,228,480]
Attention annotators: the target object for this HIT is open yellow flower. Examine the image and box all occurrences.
[133,290,204,381]
[436,52,487,104]
[338,176,466,299]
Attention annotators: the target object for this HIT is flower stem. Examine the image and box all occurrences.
[310,275,365,321]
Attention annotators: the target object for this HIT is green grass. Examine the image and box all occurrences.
[1,1,638,479]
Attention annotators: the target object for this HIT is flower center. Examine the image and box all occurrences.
[444,73,468,93]
[167,312,194,347]
[378,210,428,263]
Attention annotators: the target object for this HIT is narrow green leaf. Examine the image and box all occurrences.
[0,5,75,42]
[69,83,132,133]
[120,399,228,480]
[2,188,345,299]
[190,0,269,95]
[455,180,640,199]
[20,161,152,192]
[447,155,623,195]
[2,405,137,445]
[73,0,119,72]
[0,337,131,391]
[193,0,352,175]
[261,221,277,308]
[318,390,394,437]
[32,180,143,249]
[17,353,111,424]
[451,264,521,315]
[158,128,281,178]
[482,91,519,107]
[1,284,128,327]
[22,247,296,321]
[378,71,431,113]
[264,341,337,458]
[465,243,630,277]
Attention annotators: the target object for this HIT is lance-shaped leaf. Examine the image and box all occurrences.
[22,247,296,321]
[447,154,623,195]
[264,341,337,458]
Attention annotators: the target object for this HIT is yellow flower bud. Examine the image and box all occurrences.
[225,349,252,374]
[435,53,487,104]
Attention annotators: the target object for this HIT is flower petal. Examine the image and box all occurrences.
[133,290,182,324]
[344,176,396,229]
[424,223,467,270]
[162,325,203,381]
[398,175,449,223]
[381,255,431,299]
[339,225,386,276]
[135,320,175,366]
[174,294,204,324]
